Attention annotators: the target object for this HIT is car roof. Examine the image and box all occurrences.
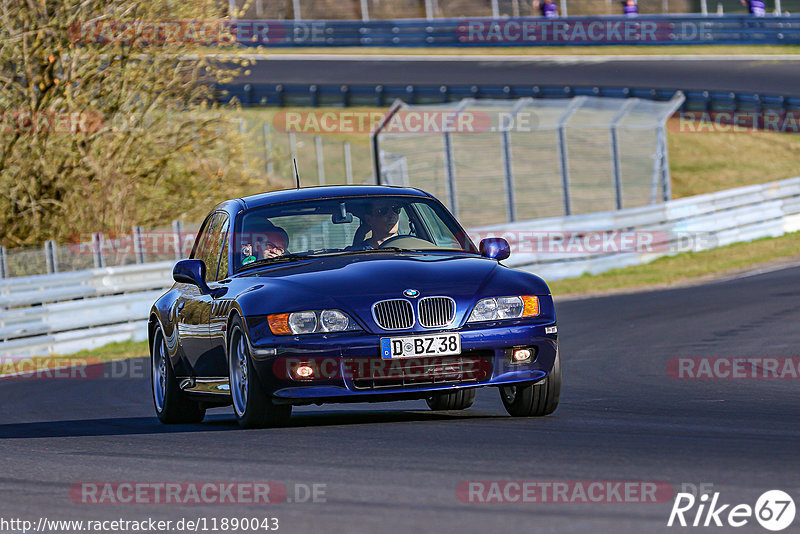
[238,185,432,210]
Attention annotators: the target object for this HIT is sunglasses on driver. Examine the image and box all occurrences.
[371,205,401,217]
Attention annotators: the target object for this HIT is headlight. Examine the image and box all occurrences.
[467,296,540,323]
[267,310,360,335]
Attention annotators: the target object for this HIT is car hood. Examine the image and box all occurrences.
[235,253,550,333]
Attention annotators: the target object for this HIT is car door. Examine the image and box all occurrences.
[176,212,223,374]
[194,213,232,378]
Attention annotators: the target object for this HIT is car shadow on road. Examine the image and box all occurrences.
[0,410,506,439]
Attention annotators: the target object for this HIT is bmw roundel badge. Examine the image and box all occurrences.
[403,289,420,298]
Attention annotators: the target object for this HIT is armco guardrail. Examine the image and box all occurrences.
[226,16,800,47]
[216,83,800,121]
[1,262,174,360]
[2,177,800,361]
[472,176,800,280]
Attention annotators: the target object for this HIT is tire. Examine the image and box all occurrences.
[426,388,477,411]
[151,324,206,424]
[228,316,292,429]
[500,349,561,417]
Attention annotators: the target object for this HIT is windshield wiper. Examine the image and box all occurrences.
[338,247,405,255]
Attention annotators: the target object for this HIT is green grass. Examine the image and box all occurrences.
[548,231,800,296]
[207,45,800,56]
[667,117,800,198]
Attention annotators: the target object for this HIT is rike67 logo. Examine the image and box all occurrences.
[668,490,796,531]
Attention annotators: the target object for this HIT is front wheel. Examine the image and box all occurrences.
[500,349,561,417]
[228,316,292,429]
[151,324,206,424]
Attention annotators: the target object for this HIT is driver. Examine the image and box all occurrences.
[241,221,289,265]
[360,200,400,248]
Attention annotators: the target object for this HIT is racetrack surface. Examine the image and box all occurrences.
[236,56,800,97]
[1,265,799,533]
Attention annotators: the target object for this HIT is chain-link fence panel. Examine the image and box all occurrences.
[375,95,684,226]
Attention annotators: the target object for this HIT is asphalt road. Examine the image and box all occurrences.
[1,265,799,533]
[236,56,800,96]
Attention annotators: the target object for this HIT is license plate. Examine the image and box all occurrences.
[380,333,461,359]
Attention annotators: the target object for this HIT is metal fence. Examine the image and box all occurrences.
[0,222,201,279]
[231,0,799,19]
[373,95,684,228]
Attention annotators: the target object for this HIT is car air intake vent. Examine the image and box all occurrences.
[372,299,414,330]
[418,296,456,328]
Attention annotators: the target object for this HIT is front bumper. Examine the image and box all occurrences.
[249,322,558,405]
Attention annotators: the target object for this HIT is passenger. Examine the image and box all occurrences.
[241,222,288,265]
[359,200,401,249]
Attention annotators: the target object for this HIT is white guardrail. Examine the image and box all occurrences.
[2,176,800,361]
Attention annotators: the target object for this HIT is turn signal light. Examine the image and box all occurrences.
[521,296,540,317]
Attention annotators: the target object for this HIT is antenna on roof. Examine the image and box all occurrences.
[293,158,301,189]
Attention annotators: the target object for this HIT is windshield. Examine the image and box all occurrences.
[233,195,477,272]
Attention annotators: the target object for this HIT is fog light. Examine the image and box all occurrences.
[512,349,532,363]
[293,364,314,379]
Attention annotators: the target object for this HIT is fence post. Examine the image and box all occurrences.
[172,220,184,260]
[45,240,58,274]
[700,0,708,15]
[659,126,672,201]
[293,0,302,20]
[361,0,370,20]
[442,132,458,217]
[315,135,326,185]
[610,98,637,211]
[491,0,500,17]
[556,96,585,216]
[92,232,105,269]
[0,246,6,279]
[500,98,531,223]
[371,100,404,185]
[264,122,274,177]
[133,226,145,264]
[425,0,435,19]
[344,141,354,185]
[560,0,568,16]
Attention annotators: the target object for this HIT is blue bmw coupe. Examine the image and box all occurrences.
[149,186,560,428]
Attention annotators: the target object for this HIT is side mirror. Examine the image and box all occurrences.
[479,238,511,261]
[173,259,211,293]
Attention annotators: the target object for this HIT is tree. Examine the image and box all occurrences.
[0,0,256,247]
